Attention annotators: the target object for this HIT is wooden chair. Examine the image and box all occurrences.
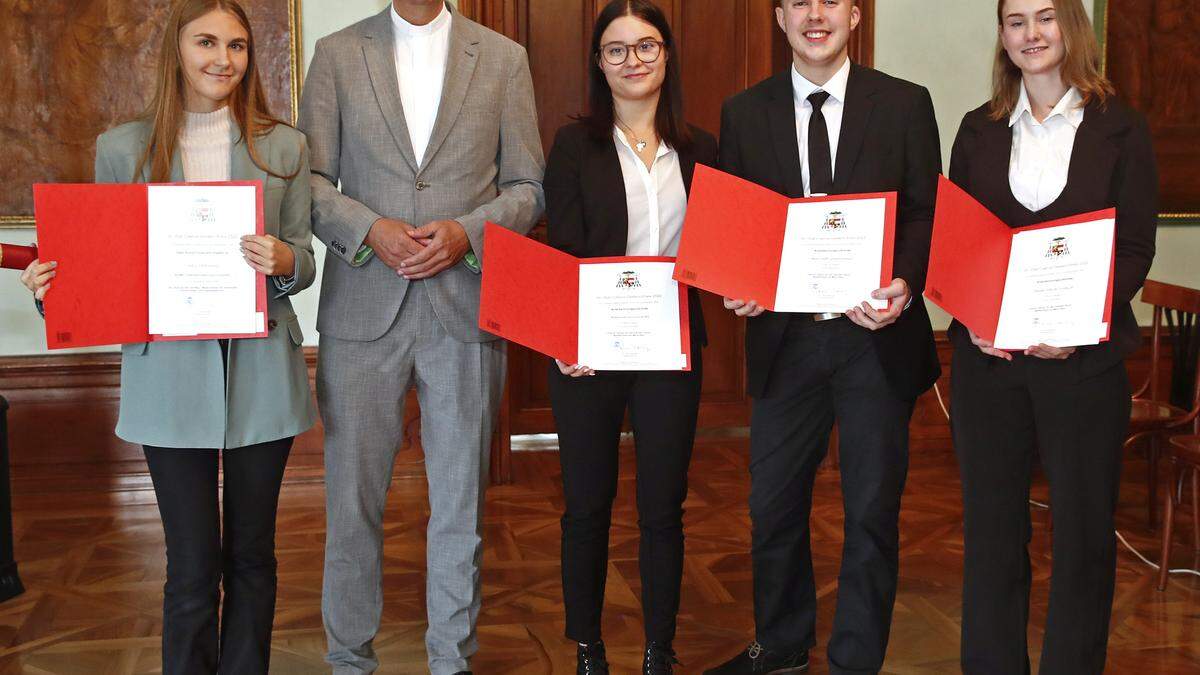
[1158,431,1200,590]
[1126,280,1200,528]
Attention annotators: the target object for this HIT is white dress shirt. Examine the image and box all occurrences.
[1009,84,1084,212]
[391,3,452,167]
[613,128,688,257]
[792,57,851,197]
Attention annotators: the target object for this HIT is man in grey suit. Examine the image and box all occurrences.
[297,0,544,672]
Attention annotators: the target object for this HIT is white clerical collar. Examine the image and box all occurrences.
[1009,83,1084,129]
[391,2,451,39]
[792,56,851,107]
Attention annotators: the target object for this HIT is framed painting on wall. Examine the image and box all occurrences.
[1099,0,1200,224]
[0,0,302,228]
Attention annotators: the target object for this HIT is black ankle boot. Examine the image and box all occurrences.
[643,641,680,674]
[577,640,609,675]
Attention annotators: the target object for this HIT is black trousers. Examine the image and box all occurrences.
[750,318,912,674]
[950,341,1130,675]
[144,437,293,675]
[549,348,703,645]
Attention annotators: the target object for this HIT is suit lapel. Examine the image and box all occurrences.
[230,123,267,184]
[595,136,630,256]
[361,9,419,173]
[765,71,805,198]
[833,64,876,193]
[419,10,480,175]
[1065,102,1119,201]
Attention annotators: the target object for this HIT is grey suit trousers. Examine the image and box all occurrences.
[318,281,505,675]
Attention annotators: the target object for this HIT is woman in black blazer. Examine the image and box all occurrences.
[948,1,1157,672]
[542,1,715,673]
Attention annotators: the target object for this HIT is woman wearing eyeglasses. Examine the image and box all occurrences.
[542,1,716,672]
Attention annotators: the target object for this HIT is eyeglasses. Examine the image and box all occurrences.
[598,39,664,66]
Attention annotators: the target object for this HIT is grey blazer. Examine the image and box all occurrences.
[298,6,545,344]
[94,119,319,449]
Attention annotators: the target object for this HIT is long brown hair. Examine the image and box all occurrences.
[579,0,692,151]
[134,0,293,182]
[989,0,1113,120]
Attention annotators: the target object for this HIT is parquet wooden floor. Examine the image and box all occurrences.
[1,435,1198,674]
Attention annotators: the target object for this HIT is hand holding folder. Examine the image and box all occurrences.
[478,224,691,371]
[925,176,1115,351]
[673,165,897,313]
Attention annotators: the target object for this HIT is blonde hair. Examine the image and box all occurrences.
[988,0,1114,121]
[134,0,293,182]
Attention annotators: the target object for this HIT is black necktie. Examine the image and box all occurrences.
[807,90,834,195]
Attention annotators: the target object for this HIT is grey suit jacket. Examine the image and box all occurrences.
[94,120,319,449]
[298,6,545,344]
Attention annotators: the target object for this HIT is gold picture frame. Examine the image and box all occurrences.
[0,0,304,230]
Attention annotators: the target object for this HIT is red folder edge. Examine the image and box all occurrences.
[479,223,580,363]
[583,256,692,371]
[674,164,788,309]
[925,176,1014,342]
[35,183,150,349]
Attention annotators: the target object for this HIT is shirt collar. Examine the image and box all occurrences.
[391,2,451,39]
[792,57,851,107]
[1009,83,1084,129]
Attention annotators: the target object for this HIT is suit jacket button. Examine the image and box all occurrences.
[268,319,278,330]
[416,181,428,191]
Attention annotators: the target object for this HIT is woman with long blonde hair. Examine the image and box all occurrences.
[20,0,316,671]
[947,0,1157,671]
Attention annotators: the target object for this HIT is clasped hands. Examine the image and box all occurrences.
[723,278,912,330]
[366,217,469,280]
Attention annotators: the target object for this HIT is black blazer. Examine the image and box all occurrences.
[544,121,719,347]
[719,64,943,400]
[948,98,1158,375]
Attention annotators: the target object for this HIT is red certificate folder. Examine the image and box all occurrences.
[925,175,1115,345]
[479,223,692,370]
[672,164,896,311]
[32,181,267,350]
[0,243,37,271]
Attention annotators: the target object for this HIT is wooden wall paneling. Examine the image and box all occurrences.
[0,332,1169,493]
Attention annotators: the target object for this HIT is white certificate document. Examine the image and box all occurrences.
[774,197,889,312]
[576,261,688,371]
[993,218,1115,350]
[146,185,262,337]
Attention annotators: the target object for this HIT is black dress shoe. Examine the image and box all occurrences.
[577,640,610,675]
[703,642,808,674]
[643,641,680,674]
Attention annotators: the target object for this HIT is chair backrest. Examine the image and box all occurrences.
[1140,280,1200,423]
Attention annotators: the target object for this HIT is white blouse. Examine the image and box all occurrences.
[1008,84,1084,212]
[613,128,688,257]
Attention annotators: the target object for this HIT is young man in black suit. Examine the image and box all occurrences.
[705,1,941,673]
